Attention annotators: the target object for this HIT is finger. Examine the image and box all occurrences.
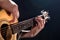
[35,16,45,29]
[37,16,46,24]
[12,3,19,18]
[13,12,19,18]
[36,16,44,26]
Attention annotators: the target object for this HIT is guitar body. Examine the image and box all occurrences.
[0,9,18,40]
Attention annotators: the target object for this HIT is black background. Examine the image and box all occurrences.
[13,0,60,40]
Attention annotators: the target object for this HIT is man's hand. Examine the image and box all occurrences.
[0,0,19,22]
[21,16,46,38]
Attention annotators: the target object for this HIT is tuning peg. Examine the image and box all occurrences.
[41,10,50,20]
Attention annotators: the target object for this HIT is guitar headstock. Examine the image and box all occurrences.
[41,10,50,20]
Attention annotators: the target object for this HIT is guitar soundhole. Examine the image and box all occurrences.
[1,24,8,40]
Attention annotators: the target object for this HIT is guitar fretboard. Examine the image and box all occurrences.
[10,18,35,34]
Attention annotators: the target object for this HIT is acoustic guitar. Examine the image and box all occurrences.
[0,8,50,40]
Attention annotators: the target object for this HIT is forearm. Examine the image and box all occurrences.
[21,26,43,38]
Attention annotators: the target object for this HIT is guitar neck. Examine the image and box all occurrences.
[10,17,35,34]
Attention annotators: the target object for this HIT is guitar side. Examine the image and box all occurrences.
[0,9,18,40]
